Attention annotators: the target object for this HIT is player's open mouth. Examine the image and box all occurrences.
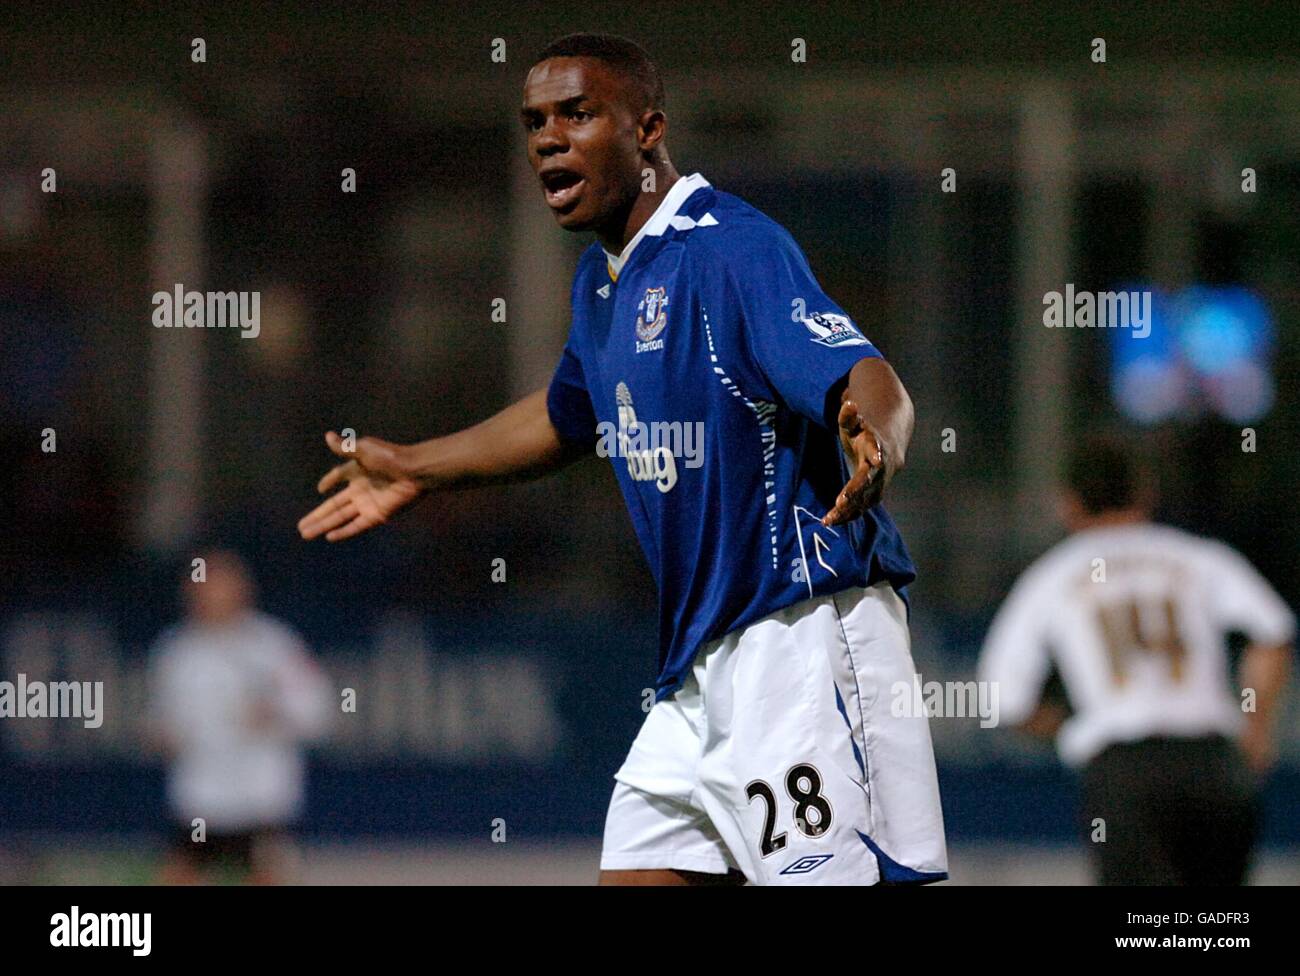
[540,168,585,210]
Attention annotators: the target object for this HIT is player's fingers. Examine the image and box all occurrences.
[822,463,875,527]
[298,494,355,538]
[837,399,863,436]
[317,465,342,494]
[299,489,350,527]
[317,499,359,535]
[831,443,886,522]
[317,461,354,494]
[324,512,374,542]
[861,466,887,509]
[822,497,855,527]
[325,430,356,460]
[859,430,883,470]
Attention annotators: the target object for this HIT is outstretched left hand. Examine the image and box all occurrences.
[822,399,893,527]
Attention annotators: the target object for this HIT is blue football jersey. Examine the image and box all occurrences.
[547,173,916,699]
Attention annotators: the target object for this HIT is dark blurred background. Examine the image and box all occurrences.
[1,2,1298,882]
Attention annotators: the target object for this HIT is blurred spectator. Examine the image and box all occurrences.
[149,549,332,884]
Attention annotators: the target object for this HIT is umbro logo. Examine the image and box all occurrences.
[779,853,834,875]
[597,283,611,299]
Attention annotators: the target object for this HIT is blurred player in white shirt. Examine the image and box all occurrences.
[150,550,333,883]
[978,436,1294,884]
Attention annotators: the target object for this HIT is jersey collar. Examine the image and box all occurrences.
[603,172,710,281]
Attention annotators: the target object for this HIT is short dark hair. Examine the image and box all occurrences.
[1064,434,1151,515]
[533,33,665,113]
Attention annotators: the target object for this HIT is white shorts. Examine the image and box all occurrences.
[600,582,948,885]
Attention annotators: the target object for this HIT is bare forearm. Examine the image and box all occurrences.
[1240,643,1292,733]
[842,357,914,468]
[400,388,587,490]
[1017,702,1068,741]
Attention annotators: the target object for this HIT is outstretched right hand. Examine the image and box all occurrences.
[297,431,423,542]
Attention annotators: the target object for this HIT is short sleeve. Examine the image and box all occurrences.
[727,229,881,428]
[977,572,1054,726]
[1204,543,1296,645]
[545,338,598,450]
[268,625,333,741]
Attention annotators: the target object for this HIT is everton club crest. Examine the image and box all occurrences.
[636,286,668,353]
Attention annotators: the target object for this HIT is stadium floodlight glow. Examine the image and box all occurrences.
[1110,283,1275,425]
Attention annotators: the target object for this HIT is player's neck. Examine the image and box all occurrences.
[1074,509,1150,532]
[598,164,681,256]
